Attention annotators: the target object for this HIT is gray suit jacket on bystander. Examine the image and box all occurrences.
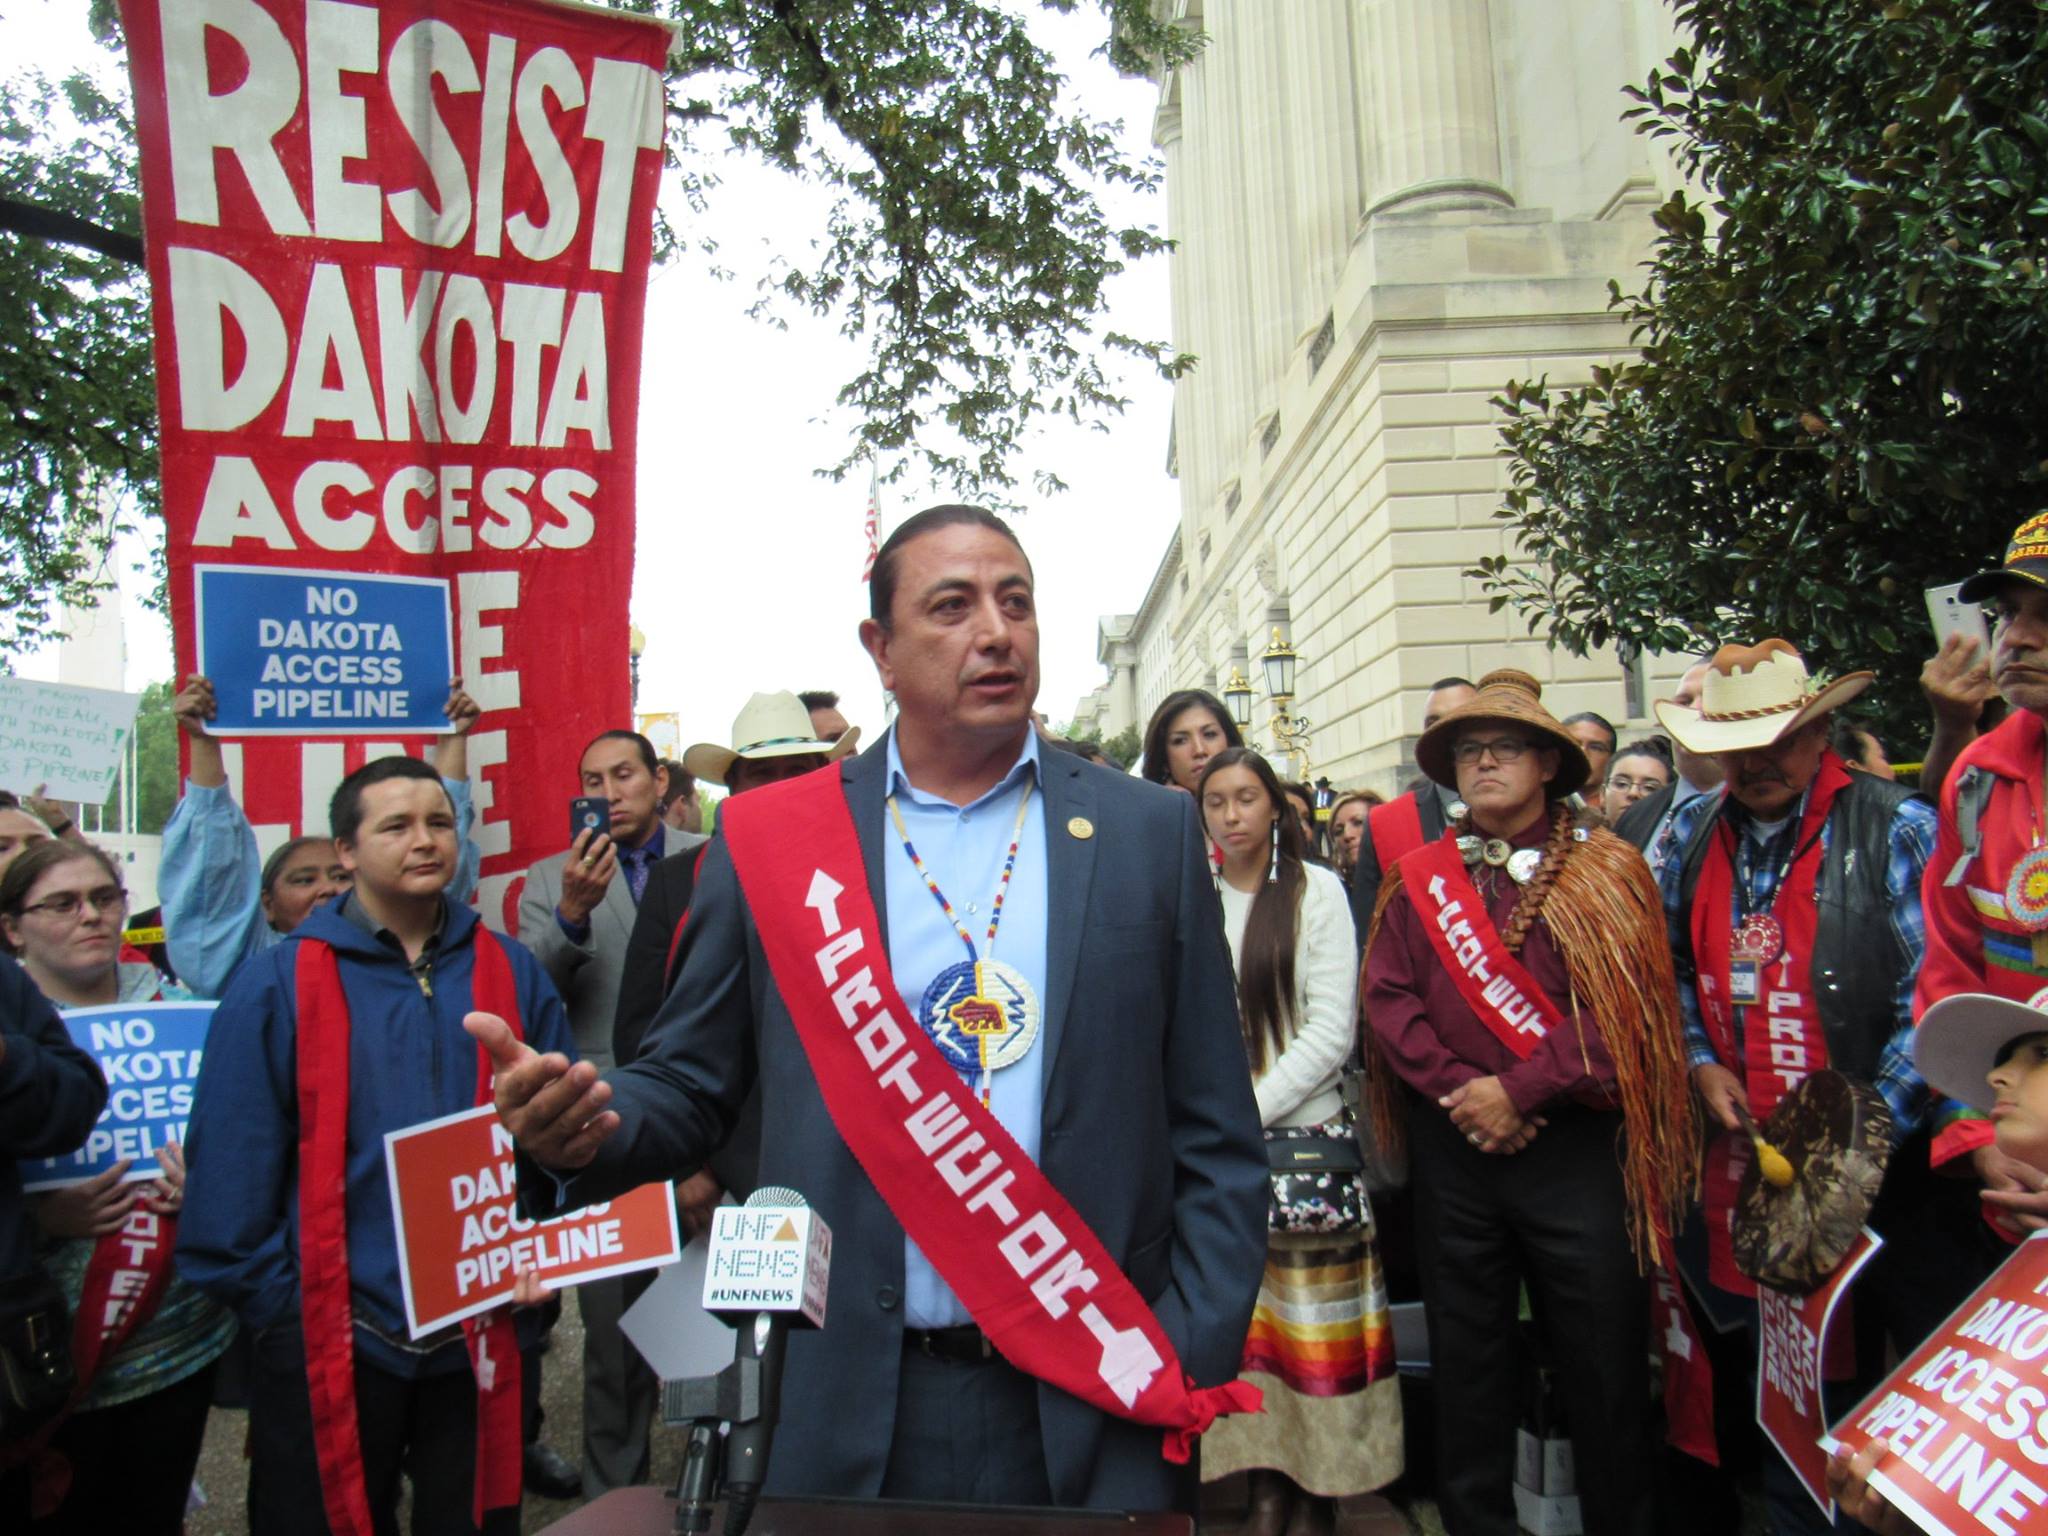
[520,827,710,1069]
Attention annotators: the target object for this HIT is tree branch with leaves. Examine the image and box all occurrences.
[1484,0,2048,746]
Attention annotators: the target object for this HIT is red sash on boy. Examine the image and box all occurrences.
[718,772,1261,1463]
[295,927,524,1536]
[1689,754,1850,1296]
[1398,835,1564,1056]
[1367,792,1430,878]
[1397,835,1721,1460]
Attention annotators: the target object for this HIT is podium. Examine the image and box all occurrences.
[538,1487,1194,1536]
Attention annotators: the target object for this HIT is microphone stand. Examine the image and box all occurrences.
[672,1422,722,1536]
[662,1348,767,1536]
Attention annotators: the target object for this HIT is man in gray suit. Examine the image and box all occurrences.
[518,729,707,1497]
[476,505,1267,1512]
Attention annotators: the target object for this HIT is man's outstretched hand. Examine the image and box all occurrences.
[464,1012,620,1170]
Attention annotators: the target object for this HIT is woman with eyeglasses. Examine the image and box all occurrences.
[1600,741,1674,822]
[1195,748,1401,1536]
[0,840,235,1535]
[1362,672,1694,1536]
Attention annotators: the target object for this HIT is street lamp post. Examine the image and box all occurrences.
[1222,666,1256,732]
[1245,628,1313,779]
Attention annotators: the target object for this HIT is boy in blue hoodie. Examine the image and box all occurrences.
[179,756,572,1535]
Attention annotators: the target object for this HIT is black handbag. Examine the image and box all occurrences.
[0,1263,76,1442]
[1338,1051,1408,1194]
[1265,1119,1369,1235]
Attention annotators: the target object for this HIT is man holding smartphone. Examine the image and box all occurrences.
[1918,513,2048,1241]
[518,729,708,1499]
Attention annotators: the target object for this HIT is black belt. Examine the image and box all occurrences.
[903,1324,996,1362]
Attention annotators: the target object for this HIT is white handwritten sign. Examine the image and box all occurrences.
[0,677,143,803]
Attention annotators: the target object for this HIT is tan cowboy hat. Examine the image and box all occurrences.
[1914,993,2048,1113]
[1655,640,1871,756]
[681,691,860,788]
[1414,669,1591,798]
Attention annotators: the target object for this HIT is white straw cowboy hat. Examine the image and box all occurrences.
[1915,992,2048,1112]
[681,691,859,788]
[1654,640,1872,756]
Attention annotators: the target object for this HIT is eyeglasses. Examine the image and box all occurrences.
[19,886,127,921]
[1451,737,1534,765]
[1606,775,1667,794]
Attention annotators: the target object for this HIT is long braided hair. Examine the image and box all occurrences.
[1493,800,1579,954]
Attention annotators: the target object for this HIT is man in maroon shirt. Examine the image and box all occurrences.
[1364,670,1693,1536]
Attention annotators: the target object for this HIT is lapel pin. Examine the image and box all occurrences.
[1067,816,1095,840]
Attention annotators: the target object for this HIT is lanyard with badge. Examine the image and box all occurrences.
[1727,818,1816,1004]
[887,782,1040,1105]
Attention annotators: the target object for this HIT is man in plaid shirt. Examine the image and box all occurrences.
[1657,639,1984,1536]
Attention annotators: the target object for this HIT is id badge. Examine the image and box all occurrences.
[1729,960,1762,1005]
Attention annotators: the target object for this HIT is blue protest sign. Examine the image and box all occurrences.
[194,565,453,735]
[21,1002,215,1191]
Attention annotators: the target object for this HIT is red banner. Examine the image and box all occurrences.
[384,1105,679,1336]
[1826,1231,2048,1536]
[120,0,670,930]
[1758,1228,1881,1520]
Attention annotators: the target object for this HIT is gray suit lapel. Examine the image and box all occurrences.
[1038,750,1096,1091]
[599,863,636,951]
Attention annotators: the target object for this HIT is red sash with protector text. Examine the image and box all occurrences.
[1398,835,1562,1058]
[1367,793,1430,880]
[718,771,1262,1463]
[1689,756,1847,1298]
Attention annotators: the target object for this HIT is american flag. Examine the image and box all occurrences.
[860,465,880,582]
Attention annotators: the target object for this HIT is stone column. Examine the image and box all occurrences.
[1155,87,1210,522]
[1285,0,1366,325]
[1355,0,1513,218]
[1232,0,1300,409]
[1182,5,1255,500]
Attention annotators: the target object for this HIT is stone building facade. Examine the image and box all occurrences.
[1072,0,1692,792]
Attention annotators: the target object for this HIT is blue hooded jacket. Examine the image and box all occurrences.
[176,894,572,1377]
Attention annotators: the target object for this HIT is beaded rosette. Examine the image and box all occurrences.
[2007,846,2048,932]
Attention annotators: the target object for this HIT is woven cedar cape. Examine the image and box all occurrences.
[1358,670,1697,1268]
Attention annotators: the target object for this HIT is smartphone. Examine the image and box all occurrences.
[1926,581,1991,654]
[569,796,611,845]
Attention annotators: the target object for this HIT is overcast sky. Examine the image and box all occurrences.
[5,0,1179,748]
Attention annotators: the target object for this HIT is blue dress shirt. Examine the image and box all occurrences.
[882,727,1049,1328]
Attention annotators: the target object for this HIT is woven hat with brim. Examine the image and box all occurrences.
[1654,639,1873,756]
[681,691,860,788]
[1914,993,2048,1113]
[1414,669,1591,799]
[1959,511,2048,602]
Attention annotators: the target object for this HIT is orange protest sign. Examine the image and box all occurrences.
[1758,1228,1881,1519]
[384,1105,679,1337]
[1826,1231,2048,1536]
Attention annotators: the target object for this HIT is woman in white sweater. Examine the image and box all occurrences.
[1195,749,1402,1536]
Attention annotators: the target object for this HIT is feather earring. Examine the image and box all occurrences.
[1267,820,1279,884]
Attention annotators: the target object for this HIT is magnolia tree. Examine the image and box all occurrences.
[1484,0,2048,745]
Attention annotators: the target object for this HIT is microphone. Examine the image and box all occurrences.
[702,1186,831,1536]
